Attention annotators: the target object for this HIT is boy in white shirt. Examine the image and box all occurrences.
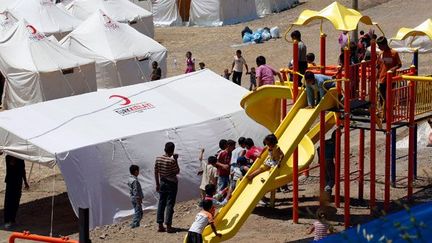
[186,200,221,243]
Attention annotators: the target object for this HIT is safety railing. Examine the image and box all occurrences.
[9,231,78,243]
[389,74,411,123]
[400,75,432,117]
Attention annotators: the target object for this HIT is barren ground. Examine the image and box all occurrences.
[1,0,432,242]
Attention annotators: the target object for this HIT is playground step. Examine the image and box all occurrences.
[328,99,370,114]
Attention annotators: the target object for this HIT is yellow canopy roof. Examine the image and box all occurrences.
[392,19,432,40]
[292,1,373,31]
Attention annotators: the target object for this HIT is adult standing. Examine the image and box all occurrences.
[154,142,180,233]
[376,36,402,103]
[4,155,29,229]
[231,50,249,86]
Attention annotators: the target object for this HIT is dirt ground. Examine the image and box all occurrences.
[1,0,432,242]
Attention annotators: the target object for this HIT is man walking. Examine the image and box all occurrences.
[231,50,249,86]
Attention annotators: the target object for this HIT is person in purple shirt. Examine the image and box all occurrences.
[255,56,283,90]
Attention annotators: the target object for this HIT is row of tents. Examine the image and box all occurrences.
[151,0,300,26]
[0,0,154,38]
[0,10,167,109]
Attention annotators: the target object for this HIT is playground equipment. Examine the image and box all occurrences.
[196,2,432,242]
[201,86,338,242]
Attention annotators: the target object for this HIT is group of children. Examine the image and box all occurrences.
[127,131,335,242]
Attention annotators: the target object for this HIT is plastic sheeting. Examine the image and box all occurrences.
[189,0,258,26]
[152,0,181,26]
[65,0,154,38]
[320,202,432,242]
[61,11,167,89]
[0,69,269,228]
[390,36,432,53]
[0,20,96,109]
[255,0,297,17]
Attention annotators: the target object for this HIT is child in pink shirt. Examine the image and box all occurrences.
[255,56,283,89]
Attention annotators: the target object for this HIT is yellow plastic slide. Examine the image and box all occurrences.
[201,85,338,242]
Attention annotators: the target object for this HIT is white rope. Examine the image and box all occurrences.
[49,166,56,237]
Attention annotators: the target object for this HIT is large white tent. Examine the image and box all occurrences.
[129,0,152,12]
[60,11,167,89]
[152,0,181,26]
[0,11,18,42]
[255,0,298,17]
[189,0,258,26]
[65,0,154,38]
[6,0,81,39]
[0,20,97,109]
[0,69,269,227]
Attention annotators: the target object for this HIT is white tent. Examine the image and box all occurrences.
[390,36,432,53]
[0,11,18,42]
[0,0,14,12]
[0,20,97,109]
[65,0,154,38]
[6,0,81,40]
[129,0,152,12]
[60,11,167,89]
[255,0,298,17]
[189,0,258,26]
[0,69,269,228]
[152,0,181,26]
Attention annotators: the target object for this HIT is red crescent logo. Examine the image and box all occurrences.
[109,95,131,106]
[26,25,37,34]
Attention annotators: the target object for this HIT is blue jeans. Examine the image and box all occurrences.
[157,179,178,225]
[131,200,143,228]
[217,175,230,192]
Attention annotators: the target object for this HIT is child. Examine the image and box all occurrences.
[222,69,231,80]
[185,51,195,73]
[244,138,263,164]
[230,156,250,190]
[198,149,218,199]
[151,61,162,80]
[304,71,335,108]
[306,53,317,68]
[255,56,283,89]
[204,183,228,216]
[247,134,283,180]
[308,208,334,241]
[128,164,144,228]
[186,200,222,243]
[248,67,257,91]
[199,62,206,70]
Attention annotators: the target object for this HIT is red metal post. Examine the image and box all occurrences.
[343,47,351,228]
[292,40,299,223]
[335,71,342,208]
[358,61,366,201]
[319,111,326,205]
[408,80,416,199]
[384,71,393,211]
[369,40,377,214]
[280,68,288,120]
[318,33,327,201]
[320,33,326,75]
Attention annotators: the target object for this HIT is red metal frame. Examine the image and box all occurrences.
[319,33,326,204]
[369,40,377,214]
[292,40,299,223]
[343,47,351,228]
[335,71,342,208]
[358,61,366,201]
[384,71,394,211]
[408,79,416,199]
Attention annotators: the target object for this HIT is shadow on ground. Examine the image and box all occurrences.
[0,192,78,237]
